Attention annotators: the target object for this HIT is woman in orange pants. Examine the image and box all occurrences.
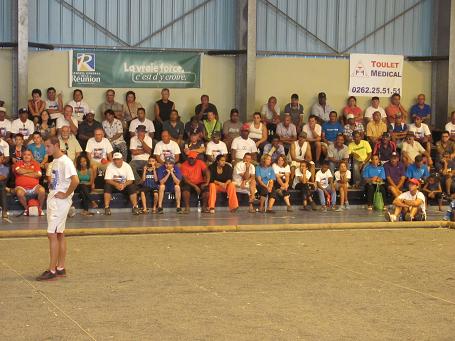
[208,154,239,213]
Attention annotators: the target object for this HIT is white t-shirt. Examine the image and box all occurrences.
[206,141,228,158]
[231,136,258,159]
[445,122,455,136]
[67,100,90,122]
[272,164,290,175]
[129,118,155,134]
[293,168,312,189]
[302,124,322,140]
[334,170,352,182]
[105,162,135,183]
[315,169,333,189]
[398,190,426,213]
[408,123,431,139]
[365,106,387,120]
[46,100,62,119]
[49,154,77,196]
[0,119,11,139]
[153,140,181,162]
[11,118,35,139]
[56,116,79,129]
[85,137,113,162]
[233,161,256,184]
[260,103,280,120]
[130,135,154,161]
[0,139,9,157]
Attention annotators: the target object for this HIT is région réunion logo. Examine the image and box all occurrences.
[76,53,96,72]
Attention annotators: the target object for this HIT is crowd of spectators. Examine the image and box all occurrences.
[0,88,452,221]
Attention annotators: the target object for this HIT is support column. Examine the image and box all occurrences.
[448,0,455,115]
[235,0,256,121]
[12,0,28,117]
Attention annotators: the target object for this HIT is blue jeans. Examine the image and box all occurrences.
[317,187,337,207]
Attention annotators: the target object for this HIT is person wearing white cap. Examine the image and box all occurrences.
[0,107,12,145]
[343,113,365,143]
[103,152,141,216]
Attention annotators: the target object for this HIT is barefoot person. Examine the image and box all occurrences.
[36,137,79,281]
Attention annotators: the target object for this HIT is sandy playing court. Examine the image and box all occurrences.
[1,228,454,340]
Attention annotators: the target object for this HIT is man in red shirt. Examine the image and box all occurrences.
[14,150,46,215]
[180,150,210,213]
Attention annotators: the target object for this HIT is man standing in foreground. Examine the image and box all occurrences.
[36,137,79,281]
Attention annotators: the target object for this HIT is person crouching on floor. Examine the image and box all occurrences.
[385,178,426,222]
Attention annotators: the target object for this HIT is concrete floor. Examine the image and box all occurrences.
[1,228,454,340]
[0,206,447,231]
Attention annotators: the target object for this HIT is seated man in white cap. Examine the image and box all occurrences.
[103,152,141,216]
[384,178,426,222]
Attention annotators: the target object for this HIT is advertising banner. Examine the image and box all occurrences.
[349,53,403,97]
[69,50,201,88]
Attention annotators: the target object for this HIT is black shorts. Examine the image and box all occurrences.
[181,180,208,194]
[104,183,137,195]
[257,185,276,199]
[140,186,159,194]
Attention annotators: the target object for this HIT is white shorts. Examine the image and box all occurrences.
[47,195,72,234]
[234,180,256,194]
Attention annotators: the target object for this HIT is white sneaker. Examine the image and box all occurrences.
[384,211,396,222]
[68,206,76,218]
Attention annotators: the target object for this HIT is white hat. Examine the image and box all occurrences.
[0,107,6,112]
[346,113,355,119]
[113,152,123,159]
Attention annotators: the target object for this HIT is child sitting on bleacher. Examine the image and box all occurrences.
[140,155,159,214]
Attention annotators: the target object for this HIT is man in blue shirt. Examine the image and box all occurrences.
[322,111,344,145]
[27,132,48,170]
[157,156,182,214]
[405,155,430,182]
[362,154,386,210]
[410,94,431,124]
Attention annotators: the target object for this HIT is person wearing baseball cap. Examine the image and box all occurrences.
[179,150,210,213]
[11,107,35,143]
[78,109,102,150]
[372,131,397,164]
[344,113,365,143]
[103,152,141,216]
[385,178,426,222]
[310,92,333,123]
[402,131,433,167]
[384,151,405,198]
[230,123,258,163]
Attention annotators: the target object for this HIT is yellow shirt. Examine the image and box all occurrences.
[366,121,387,140]
[348,140,372,162]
